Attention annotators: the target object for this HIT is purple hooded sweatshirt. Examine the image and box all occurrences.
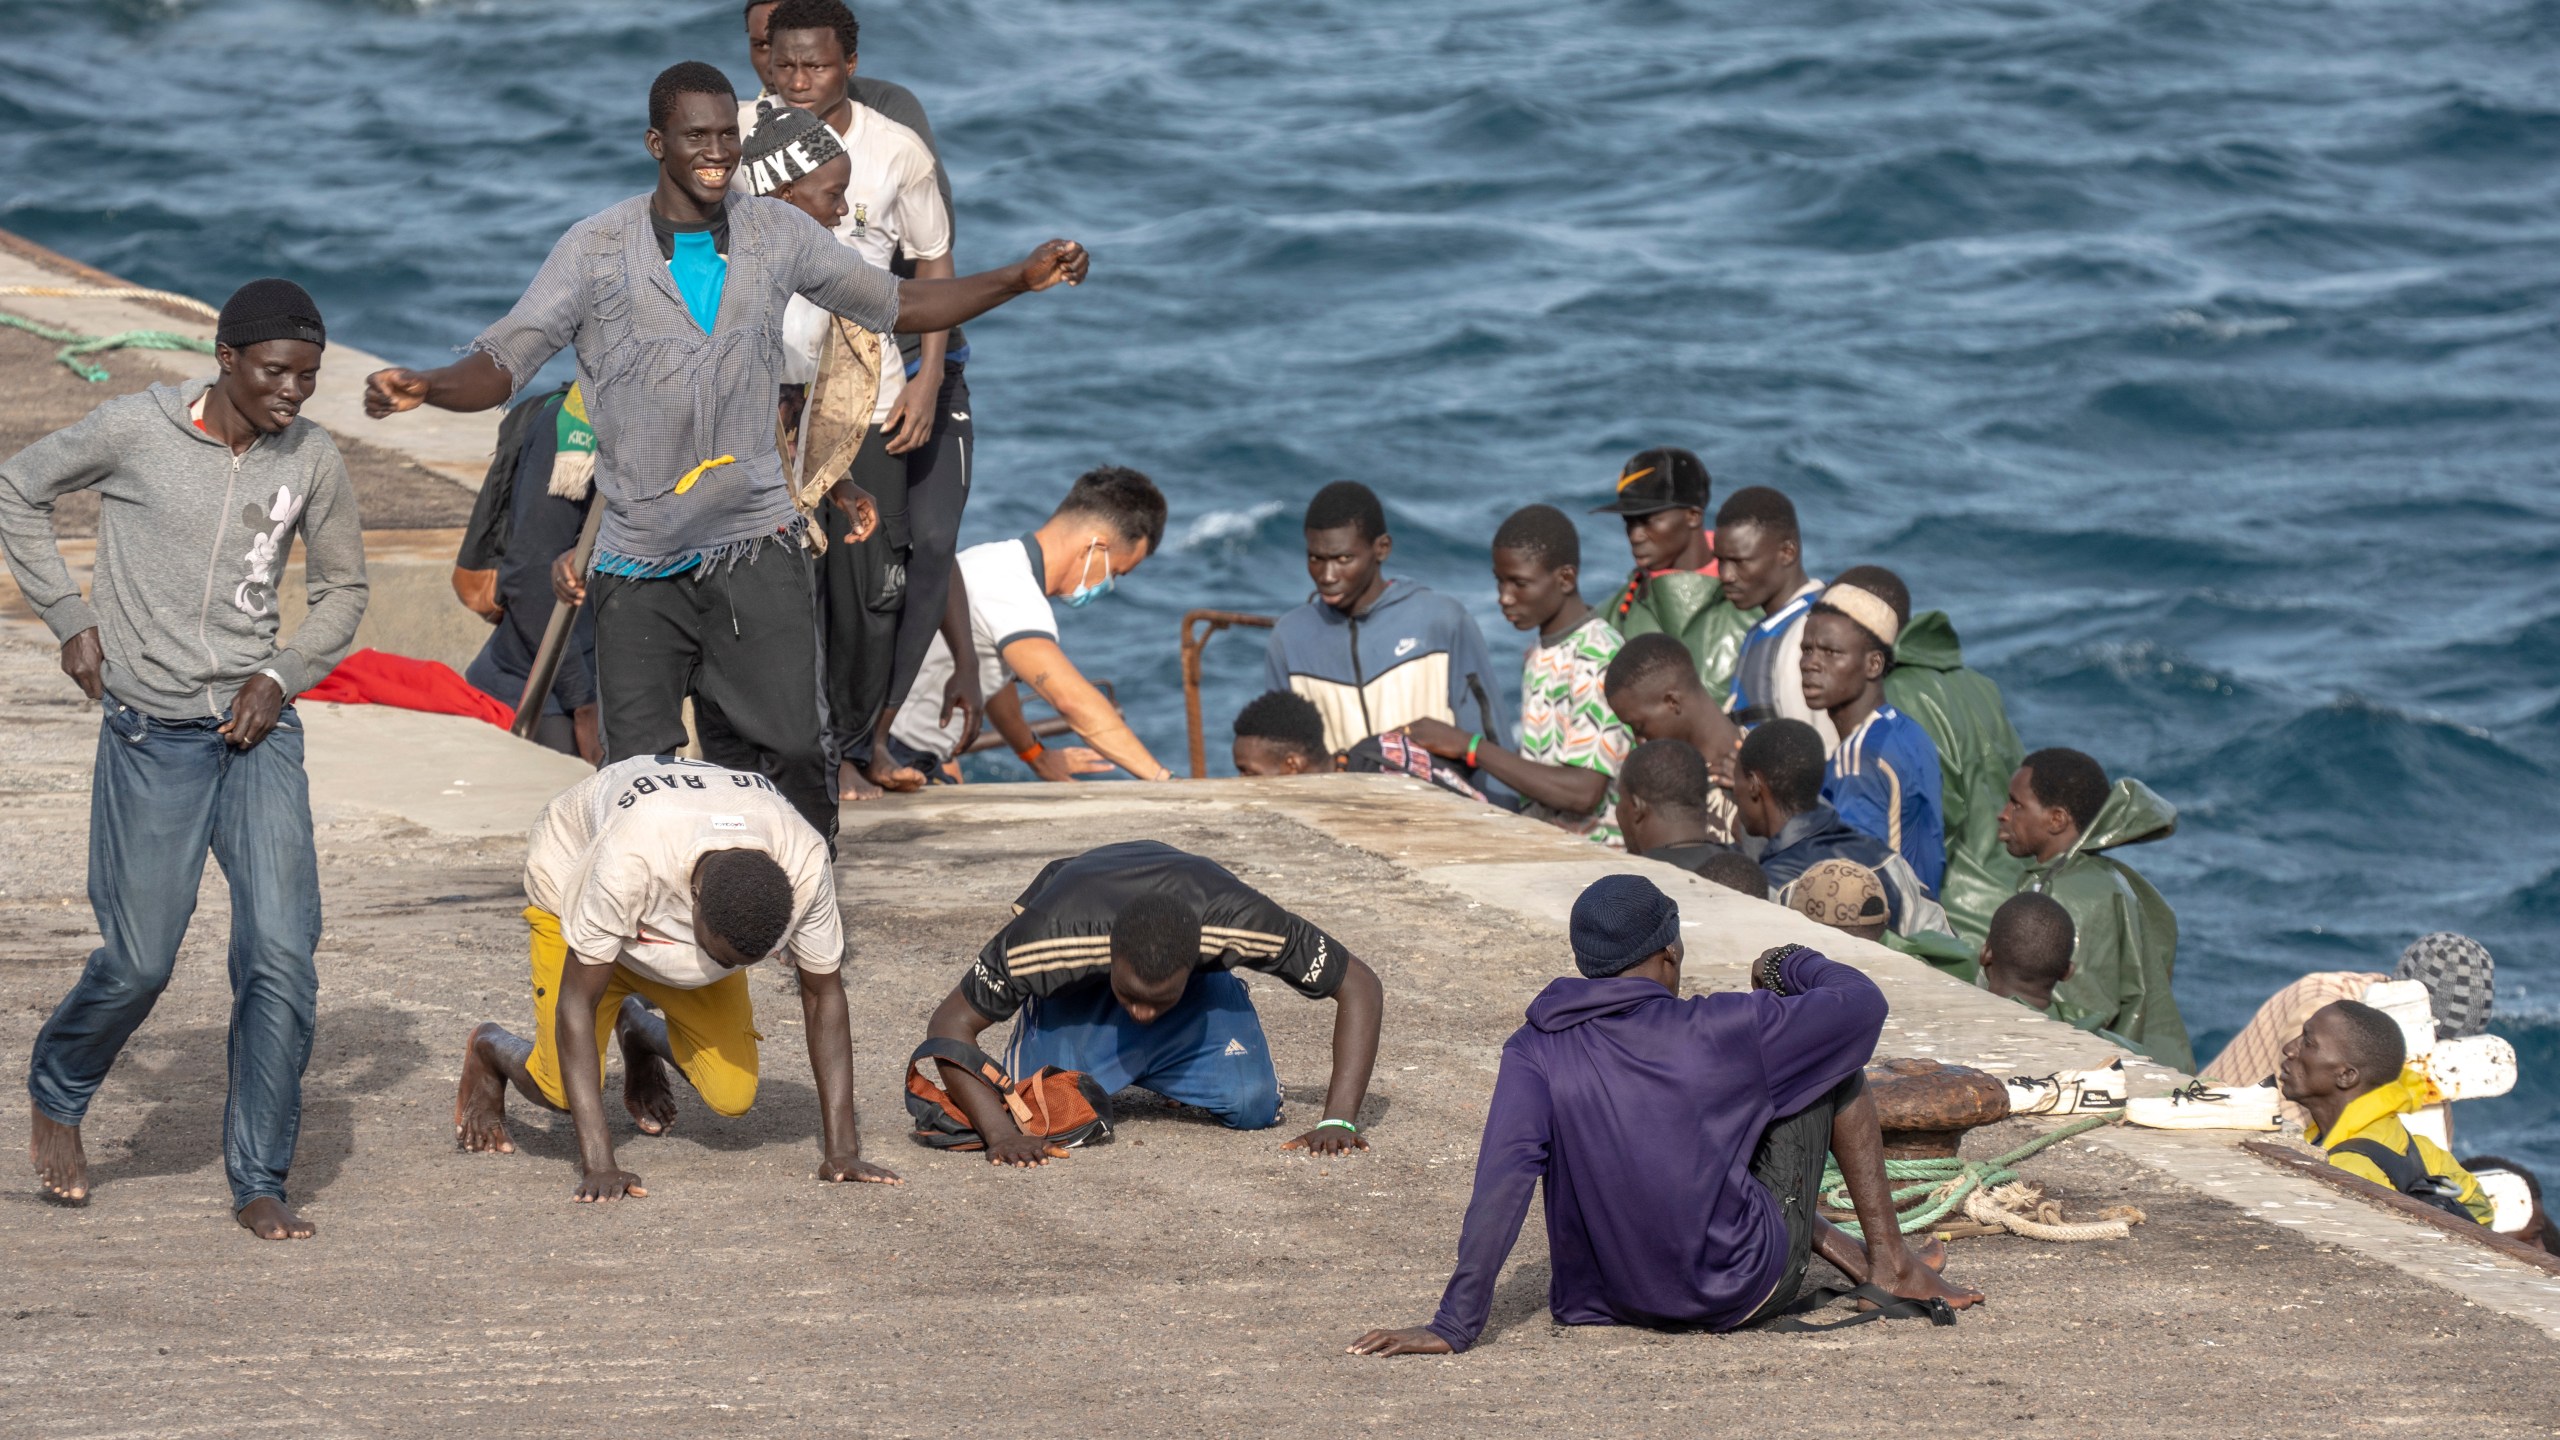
[1425,946,1886,1349]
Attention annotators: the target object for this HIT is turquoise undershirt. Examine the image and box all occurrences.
[667,230,727,332]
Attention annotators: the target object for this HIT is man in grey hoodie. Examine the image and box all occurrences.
[0,278,368,1240]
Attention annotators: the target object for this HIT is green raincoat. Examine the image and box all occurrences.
[1608,569,1757,704]
[2024,778,2194,1072]
[1883,611,2028,950]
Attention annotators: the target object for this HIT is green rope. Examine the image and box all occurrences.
[1821,1114,2115,1238]
[0,311,215,383]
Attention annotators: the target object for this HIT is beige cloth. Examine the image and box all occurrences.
[781,319,883,554]
[2200,970,2386,1103]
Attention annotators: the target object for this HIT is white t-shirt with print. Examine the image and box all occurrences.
[890,536,1058,762]
[523,756,842,989]
[758,97,951,426]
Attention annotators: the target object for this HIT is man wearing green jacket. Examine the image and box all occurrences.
[1830,565,2028,950]
[1593,448,1756,704]
[1996,748,2194,1071]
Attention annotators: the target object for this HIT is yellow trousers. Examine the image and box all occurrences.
[522,907,761,1116]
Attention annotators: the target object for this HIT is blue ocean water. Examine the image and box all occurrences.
[3,1,2553,1173]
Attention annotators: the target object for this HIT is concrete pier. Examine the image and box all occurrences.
[3,236,2556,1437]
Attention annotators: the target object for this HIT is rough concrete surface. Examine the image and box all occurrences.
[0,625,2553,1438]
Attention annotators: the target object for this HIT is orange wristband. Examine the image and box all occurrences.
[1015,741,1045,764]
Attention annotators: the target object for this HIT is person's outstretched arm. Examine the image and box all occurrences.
[800,965,900,1186]
[1281,953,1383,1156]
[367,227,587,417]
[923,983,1062,1169]
[1396,719,1609,816]
[1000,635,1173,781]
[552,957,642,1202]
[1349,1043,1551,1356]
[892,241,1087,335]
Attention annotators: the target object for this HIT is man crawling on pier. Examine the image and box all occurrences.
[921,840,1385,1163]
[453,756,899,1199]
[1351,874,1979,1354]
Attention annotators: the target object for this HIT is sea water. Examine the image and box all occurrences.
[3,0,2552,1174]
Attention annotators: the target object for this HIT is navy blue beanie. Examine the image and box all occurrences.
[1571,874,1681,977]
[215,278,326,351]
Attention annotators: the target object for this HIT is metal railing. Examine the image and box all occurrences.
[1179,608,1276,778]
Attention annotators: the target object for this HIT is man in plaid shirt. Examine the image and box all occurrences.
[366,62,1087,841]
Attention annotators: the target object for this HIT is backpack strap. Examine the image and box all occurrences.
[907,1037,1035,1130]
[1756,1282,1961,1334]
[2331,1137,2475,1218]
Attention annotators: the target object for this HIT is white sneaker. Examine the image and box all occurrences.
[2125,1079,2280,1131]
[2005,1059,2128,1116]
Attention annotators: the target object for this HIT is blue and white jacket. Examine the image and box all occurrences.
[1263,579,1507,755]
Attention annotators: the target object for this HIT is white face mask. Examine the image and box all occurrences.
[1063,541,1116,609]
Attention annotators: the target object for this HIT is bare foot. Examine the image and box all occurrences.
[454,1023,516,1154]
[623,1052,678,1136]
[1873,1251,1983,1311]
[236,1195,315,1240]
[29,1105,87,1205]
[865,754,927,794]
[1910,1234,1948,1274]
[838,759,883,802]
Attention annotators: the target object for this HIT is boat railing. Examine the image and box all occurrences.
[1179,608,1275,778]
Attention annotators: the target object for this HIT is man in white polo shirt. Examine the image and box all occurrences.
[451,755,900,1200]
[889,467,1179,783]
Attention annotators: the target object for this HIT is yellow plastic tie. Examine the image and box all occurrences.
[673,455,736,495]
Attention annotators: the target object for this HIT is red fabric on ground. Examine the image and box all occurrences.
[302,648,515,728]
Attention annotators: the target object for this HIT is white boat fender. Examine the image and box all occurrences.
[2470,1167,2538,1236]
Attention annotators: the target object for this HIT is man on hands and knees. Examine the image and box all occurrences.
[1350,875,1978,1354]
[1733,720,1947,939]
[1798,578,1946,893]
[365,61,1087,842]
[1265,481,1506,756]
[1996,747,2192,1071]
[6,280,365,1238]
[1616,739,1738,877]
[922,841,1385,1164]
[1601,633,1743,844]
[454,756,899,1199]
[886,466,1176,782]
[1402,504,1632,843]
[2281,1000,2492,1224]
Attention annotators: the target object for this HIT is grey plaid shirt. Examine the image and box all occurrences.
[470,193,900,569]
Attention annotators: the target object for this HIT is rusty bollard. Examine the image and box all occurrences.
[1866,1058,2011,1160]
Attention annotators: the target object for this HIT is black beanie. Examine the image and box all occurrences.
[216,278,326,351]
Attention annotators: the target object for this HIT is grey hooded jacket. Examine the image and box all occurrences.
[0,379,368,719]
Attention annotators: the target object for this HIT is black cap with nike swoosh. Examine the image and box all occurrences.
[1590,446,1711,517]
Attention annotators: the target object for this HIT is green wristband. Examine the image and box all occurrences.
[1315,1117,1360,1134]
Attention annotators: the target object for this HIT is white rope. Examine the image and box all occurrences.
[1962,1181,2142,1242]
[0,285,219,320]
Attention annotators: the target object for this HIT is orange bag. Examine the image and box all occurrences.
[904,1038,1115,1152]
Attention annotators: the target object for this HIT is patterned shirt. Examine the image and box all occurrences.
[1517,614,1633,845]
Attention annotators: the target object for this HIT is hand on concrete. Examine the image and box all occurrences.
[1347,1326,1451,1357]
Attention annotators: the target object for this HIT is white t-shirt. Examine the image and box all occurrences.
[754,97,951,426]
[890,536,1058,761]
[523,756,842,989]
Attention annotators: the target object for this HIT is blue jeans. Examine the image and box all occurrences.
[27,694,322,1209]
[1003,970,1283,1130]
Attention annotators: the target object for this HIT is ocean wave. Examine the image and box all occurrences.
[1170,501,1285,556]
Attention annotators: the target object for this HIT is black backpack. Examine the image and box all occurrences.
[2330,1137,2479,1222]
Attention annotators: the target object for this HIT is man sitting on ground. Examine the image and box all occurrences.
[1602,633,1743,844]
[2203,932,2496,1089]
[921,841,1386,1163]
[888,466,1177,782]
[1787,860,1892,944]
[454,756,900,1200]
[1595,447,1754,703]
[1616,738,1737,877]
[1348,875,1979,1355]
[1717,486,1834,749]
[1849,565,2028,949]
[1997,747,2193,1071]
[1402,504,1630,842]
[1799,577,1946,892]
[1734,720,1948,938]
[1977,892,2075,1015]
[2279,1000,2492,1225]
[1265,481,1505,755]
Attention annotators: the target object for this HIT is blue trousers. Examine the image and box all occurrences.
[27,695,322,1209]
[1004,970,1283,1130]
